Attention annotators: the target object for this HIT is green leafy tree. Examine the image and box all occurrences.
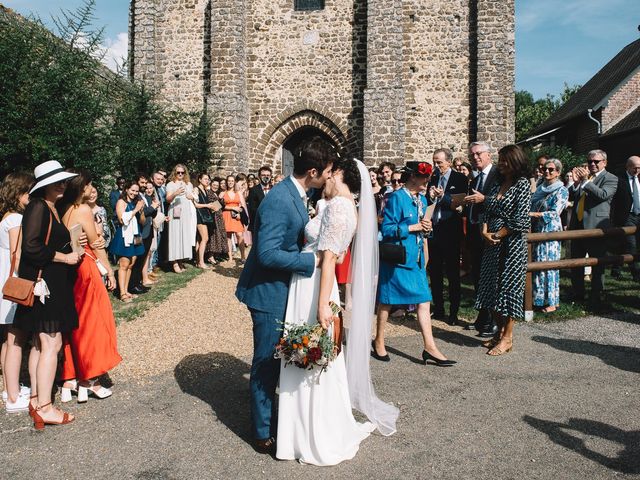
[515,83,581,142]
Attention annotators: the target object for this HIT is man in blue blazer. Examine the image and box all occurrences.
[236,137,334,454]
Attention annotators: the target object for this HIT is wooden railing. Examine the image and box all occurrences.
[524,226,639,321]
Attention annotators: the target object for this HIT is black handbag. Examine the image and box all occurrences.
[239,207,249,226]
[379,243,406,264]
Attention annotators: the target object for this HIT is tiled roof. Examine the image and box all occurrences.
[602,104,640,137]
[530,38,640,136]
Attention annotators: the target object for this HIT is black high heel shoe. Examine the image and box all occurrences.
[422,350,456,367]
[371,340,390,362]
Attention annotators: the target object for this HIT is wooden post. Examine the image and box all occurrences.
[524,242,533,322]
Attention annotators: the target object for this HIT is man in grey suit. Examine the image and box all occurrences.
[569,149,618,303]
[236,137,334,454]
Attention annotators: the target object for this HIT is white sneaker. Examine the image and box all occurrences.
[2,385,30,402]
[5,392,30,413]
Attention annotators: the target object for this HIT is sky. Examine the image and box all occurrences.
[4,0,640,100]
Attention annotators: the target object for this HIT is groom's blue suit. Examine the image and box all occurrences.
[236,177,315,440]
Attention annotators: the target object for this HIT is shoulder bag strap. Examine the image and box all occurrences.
[8,223,22,278]
[36,208,54,282]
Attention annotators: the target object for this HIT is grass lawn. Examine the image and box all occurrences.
[454,272,640,323]
[110,265,205,324]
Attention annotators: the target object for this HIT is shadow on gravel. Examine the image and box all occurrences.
[174,353,252,445]
[531,336,640,373]
[524,416,640,474]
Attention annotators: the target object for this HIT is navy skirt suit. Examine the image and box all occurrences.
[378,189,433,305]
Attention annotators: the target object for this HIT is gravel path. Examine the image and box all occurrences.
[113,266,438,380]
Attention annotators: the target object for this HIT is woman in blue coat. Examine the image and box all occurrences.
[372,162,455,366]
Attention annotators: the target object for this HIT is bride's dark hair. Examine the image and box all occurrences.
[333,158,361,194]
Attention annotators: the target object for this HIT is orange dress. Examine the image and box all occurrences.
[61,246,121,381]
[222,191,244,233]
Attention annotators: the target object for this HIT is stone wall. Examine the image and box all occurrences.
[130,0,516,172]
[403,0,472,160]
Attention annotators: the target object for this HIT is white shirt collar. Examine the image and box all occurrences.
[289,175,307,199]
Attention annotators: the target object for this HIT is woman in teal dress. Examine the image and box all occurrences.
[372,162,455,366]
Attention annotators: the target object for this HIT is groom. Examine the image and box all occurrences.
[236,136,335,454]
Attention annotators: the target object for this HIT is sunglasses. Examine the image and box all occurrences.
[543,167,556,173]
[587,159,603,164]
[391,179,402,184]
[176,171,185,175]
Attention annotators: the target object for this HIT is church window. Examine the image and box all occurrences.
[294,0,324,11]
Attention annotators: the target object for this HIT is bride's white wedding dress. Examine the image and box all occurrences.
[276,195,375,466]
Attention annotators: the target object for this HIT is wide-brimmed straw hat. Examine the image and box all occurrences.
[30,161,78,194]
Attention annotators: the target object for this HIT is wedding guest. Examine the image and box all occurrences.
[369,168,384,215]
[58,170,121,403]
[109,176,126,211]
[13,161,81,429]
[453,156,466,171]
[568,150,618,303]
[0,172,37,413]
[129,174,157,294]
[205,178,228,263]
[247,166,272,236]
[110,181,146,302]
[373,162,455,366]
[456,161,474,183]
[166,164,197,273]
[194,173,215,269]
[86,185,111,249]
[150,171,167,270]
[222,175,246,263]
[219,178,228,193]
[611,156,640,282]
[273,174,285,185]
[428,148,468,325]
[235,175,252,250]
[464,141,500,337]
[475,145,531,355]
[378,162,396,195]
[530,159,569,313]
[141,182,160,286]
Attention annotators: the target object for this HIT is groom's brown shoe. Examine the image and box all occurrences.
[254,436,276,455]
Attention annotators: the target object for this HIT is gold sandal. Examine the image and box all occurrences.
[487,345,513,356]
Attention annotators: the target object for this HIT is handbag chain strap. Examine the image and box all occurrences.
[9,204,53,282]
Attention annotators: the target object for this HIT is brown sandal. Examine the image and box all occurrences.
[482,338,499,349]
[487,345,513,356]
[32,402,74,430]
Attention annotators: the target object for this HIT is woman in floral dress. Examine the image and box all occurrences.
[530,159,569,313]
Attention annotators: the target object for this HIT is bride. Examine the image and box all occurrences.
[276,157,399,466]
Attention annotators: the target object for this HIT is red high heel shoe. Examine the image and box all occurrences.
[32,402,74,430]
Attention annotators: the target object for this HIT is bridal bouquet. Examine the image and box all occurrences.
[274,302,343,373]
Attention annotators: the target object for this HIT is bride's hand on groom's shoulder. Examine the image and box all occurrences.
[317,303,334,329]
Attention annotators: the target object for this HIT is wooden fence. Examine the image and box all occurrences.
[525,226,639,321]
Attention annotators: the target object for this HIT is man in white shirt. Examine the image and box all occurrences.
[611,155,640,282]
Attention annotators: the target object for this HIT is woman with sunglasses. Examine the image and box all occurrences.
[166,164,197,273]
[12,161,82,429]
[530,159,569,313]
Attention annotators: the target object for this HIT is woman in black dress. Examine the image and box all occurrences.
[13,161,82,429]
[205,177,228,263]
[475,145,531,356]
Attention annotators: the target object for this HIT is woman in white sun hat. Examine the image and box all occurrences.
[12,160,82,430]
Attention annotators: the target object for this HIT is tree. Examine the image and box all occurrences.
[515,83,581,142]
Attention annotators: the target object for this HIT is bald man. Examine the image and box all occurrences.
[611,155,640,281]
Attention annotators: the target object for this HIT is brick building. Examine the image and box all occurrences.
[128,0,515,173]
[527,38,640,173]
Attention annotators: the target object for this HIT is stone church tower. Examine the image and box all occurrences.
[129,0,514,173]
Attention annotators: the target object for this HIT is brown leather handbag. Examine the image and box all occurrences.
[2,210,52,307]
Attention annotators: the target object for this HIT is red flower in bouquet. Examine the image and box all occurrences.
[307,347,323,363]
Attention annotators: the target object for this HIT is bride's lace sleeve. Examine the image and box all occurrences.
[317,198,354,255]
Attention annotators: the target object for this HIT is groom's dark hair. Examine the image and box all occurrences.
[293,136,337,176]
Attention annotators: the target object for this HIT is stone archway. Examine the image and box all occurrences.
[258,109,349,172]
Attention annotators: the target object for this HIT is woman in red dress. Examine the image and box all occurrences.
[57,170,121,402]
